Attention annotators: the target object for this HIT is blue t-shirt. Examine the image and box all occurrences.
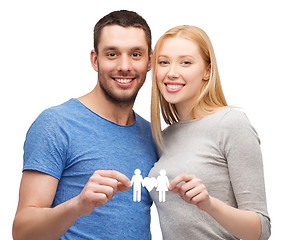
[23,98,158,240]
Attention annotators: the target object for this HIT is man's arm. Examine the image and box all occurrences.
[13,170,131,240]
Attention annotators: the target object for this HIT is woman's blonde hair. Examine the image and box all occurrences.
[151,25,227,150]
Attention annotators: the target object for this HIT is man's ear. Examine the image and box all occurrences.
[90,49,98,72]
[147,50,153,72]
[203,64,211,81]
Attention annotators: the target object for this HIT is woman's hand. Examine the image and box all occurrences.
[169,174,212,212]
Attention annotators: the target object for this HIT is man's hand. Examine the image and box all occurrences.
[75,170,132,216]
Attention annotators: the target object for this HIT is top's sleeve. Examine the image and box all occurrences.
[23,109,67,180]
[218,109,271,240]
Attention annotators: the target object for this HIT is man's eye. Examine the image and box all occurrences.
[107,53,117,57]
[132,53,141,57]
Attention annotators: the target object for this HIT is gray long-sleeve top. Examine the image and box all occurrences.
[149,107,271,240]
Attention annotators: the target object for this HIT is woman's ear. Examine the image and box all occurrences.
[90,49,98,72]
[203,64,211,81]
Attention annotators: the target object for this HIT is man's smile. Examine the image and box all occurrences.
[113,77,135,87]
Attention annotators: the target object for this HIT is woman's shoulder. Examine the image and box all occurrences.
[217,107,251,129]
[216,107,259,142]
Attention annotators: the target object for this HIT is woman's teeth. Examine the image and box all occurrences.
[166,84,183,89]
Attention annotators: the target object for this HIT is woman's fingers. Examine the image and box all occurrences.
[169,174,210,208]
[169,174,196,191]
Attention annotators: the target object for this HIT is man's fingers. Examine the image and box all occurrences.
[117,182,132,192]
[92,185,115,199]
[94,170,132,190]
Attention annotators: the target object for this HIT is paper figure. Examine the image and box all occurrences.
[156,169,169,202]
[131,169,144,202]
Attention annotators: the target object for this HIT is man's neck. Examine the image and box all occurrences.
[77,87,135,126]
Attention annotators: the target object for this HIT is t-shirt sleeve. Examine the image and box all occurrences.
[23,109,67,180]
[219,109,271,240]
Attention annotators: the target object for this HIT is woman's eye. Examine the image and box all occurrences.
[159,61,169,65]
[182,61,191,65]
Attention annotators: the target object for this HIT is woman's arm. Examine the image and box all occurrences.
[207,196,261,240]
[169,174,261,240]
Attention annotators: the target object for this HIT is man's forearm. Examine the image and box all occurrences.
[12,197,81,240]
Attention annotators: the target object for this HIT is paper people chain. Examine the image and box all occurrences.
[131,169,169,202]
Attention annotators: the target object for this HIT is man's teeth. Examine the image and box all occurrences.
[167,84,183,89]
[115,78,133,83]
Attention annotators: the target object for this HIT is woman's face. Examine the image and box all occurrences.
[156,37,210,115]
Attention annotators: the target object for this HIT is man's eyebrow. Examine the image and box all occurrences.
[103,46,145,51]
[102,47,118,51]
[101,46,147,52]
[131,47,146,51]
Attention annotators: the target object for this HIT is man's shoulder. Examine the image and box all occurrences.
[31,99,78,128]
[135,112,150,126]
[40,98,78,118]
[134,113,151,128]
[48,98,77,113]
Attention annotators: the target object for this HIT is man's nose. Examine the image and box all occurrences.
[117,55,132,72]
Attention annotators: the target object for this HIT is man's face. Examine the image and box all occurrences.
[92,25,151,104]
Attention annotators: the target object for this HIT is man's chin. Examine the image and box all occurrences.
[104,92,138,106]
[99,81,140,106]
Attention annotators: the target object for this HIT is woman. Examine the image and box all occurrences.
[148,25,270,240]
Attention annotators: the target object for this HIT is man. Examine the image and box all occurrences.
[13,10,157,240]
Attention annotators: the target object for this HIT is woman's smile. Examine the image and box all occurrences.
[164,82,185,93]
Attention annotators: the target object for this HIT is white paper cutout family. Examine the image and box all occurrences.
[131,169,169,202]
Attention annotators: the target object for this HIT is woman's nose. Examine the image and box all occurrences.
[167,65,179,80]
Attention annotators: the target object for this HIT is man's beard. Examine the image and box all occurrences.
[98,77,139,106]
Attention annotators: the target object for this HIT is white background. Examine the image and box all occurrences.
[1,0,286,239]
